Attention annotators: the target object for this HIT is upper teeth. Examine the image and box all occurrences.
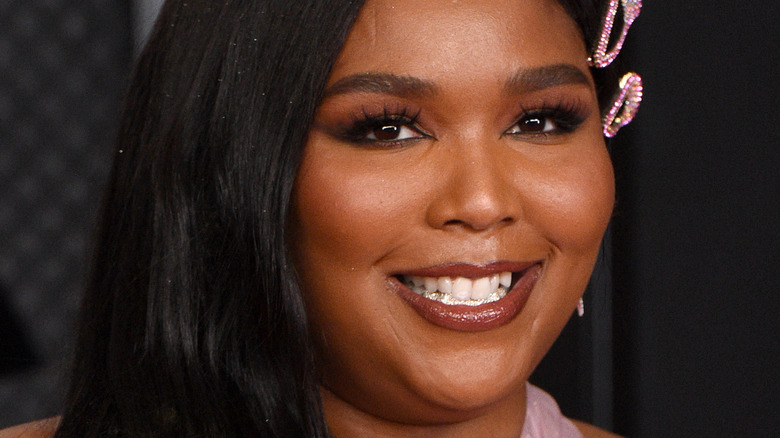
[403,272,513,306]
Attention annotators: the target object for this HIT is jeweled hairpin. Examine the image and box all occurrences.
[602,72,642,138]
[588,0,642,68]
[587,0,643,136]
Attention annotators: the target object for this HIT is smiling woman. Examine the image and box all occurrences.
[1,0,639,437]
[293,2,615,435]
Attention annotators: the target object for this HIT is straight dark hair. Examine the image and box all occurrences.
[55,0,614,436]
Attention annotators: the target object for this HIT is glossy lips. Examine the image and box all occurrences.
[390,262,542,331]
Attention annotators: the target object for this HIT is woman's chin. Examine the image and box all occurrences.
[424,382,520,417]
[401,361,529,421]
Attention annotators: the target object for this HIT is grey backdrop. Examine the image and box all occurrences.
[0,0,158,426]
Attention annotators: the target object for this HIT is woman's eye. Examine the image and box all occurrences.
[366,123,423,142]
[507,115,558,135]
[504,106,586,137]
[342,111,429,145]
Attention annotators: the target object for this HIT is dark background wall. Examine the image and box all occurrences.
[0,0,132,426]
[1,1,778,435]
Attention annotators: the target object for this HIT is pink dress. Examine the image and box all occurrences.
[520,384,583,437]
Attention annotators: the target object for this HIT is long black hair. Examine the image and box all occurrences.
[55,0,615,436]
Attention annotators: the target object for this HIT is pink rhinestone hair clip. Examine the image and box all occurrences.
[588,0,642,68]
[603,72,643,138]
[588,0,644,137]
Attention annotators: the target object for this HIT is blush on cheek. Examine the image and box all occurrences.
[292,159,405,268]
[532,160,614,252]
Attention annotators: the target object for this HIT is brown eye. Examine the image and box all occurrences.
[366,124,421,142]
[509,115,556,134]
[520,116,546,132]
[373,124,402,141]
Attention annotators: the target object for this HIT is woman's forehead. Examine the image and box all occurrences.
[329,0,588,86]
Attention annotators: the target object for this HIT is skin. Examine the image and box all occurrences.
[290,0,615,437]
[0,418,58,438]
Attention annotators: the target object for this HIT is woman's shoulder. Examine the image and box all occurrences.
[570,419,623,438]
[0,418,59,438]
[525,384,621,438]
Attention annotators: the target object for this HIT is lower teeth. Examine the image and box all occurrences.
[407,284,508,306]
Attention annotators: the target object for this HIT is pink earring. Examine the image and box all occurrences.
[588,0,643,68]
[577,298,585,317]
[603,72,643,137]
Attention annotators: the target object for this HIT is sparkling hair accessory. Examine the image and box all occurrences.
[588,0,642,68]
[603,72,643,138]
[587,0,644,136]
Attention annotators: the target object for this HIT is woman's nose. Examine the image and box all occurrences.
[424,140,521,232]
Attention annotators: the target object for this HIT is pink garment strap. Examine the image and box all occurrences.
[520,384,583,437]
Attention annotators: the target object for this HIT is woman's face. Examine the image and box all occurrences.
[290,0,613,429]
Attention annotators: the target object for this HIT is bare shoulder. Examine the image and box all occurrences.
[0,418,59,438]
[570,419,623,437]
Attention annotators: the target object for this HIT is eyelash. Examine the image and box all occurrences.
[505,101,588,138]
[336,100,588,146]
[338,106,427,147]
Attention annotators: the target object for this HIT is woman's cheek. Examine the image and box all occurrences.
[292,144,418,266]
[526,149,615,253]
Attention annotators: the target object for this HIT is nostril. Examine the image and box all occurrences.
[441,215,514,231]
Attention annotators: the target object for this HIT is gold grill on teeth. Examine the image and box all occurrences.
[413,286,508,306]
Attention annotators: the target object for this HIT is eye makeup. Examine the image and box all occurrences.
[327,104,432,148]
[316,90,594,149]
[504,98,591,139]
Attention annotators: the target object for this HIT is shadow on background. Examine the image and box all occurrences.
[0,284,39,376]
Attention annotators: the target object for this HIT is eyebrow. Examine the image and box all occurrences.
[322,64,591,99]
[323,72,438,99]
[504,64,591,94]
